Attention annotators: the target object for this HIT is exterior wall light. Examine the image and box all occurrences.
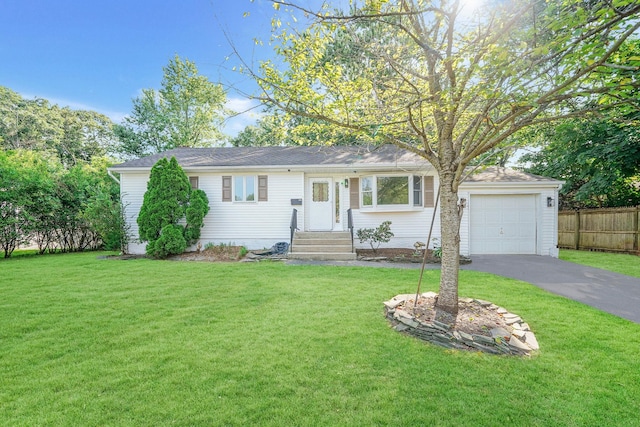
[547,197,554,207]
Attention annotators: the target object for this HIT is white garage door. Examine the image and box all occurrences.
[470,195,537,254]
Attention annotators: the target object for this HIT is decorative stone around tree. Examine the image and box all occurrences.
[384,293,539,356]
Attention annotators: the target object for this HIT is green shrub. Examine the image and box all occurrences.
[137,157,190,244]
[431,237,442,259]
[184,189,210,244]
[238,246,248,258]
[356,221,394,253]
[147,224,187,259]
[137,157,209,258]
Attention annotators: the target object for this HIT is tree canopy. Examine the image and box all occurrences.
[115,55,228,158]
[242,0,640,324]
[230,111,361,146]
[522,117,640,209]
[520,38,640,209]
[0,149,122,257]
[0,86,118,166]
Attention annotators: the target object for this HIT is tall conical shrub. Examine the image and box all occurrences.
[137,156,209,258]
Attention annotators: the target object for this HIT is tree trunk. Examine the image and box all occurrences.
[434,171,461,325]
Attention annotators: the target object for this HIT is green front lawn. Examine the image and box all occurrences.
[560,249,640,278]
[1,253,639,426]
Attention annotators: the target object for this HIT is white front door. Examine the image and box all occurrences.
[309,178,333,231]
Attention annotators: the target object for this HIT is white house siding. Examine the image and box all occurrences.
[199,172,304,250]
[120,171,305,254]
[540,189,560,257]
[118,163,560,258]
[351,209,441,250]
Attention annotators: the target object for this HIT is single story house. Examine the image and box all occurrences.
[108,145,563,258]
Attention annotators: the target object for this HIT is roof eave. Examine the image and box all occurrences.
[460,180,565,189]
[108,162,432,174]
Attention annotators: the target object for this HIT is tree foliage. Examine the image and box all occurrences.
[0,86,118,166]
[244,0,640,324]
[520,39,640,209]
[115,55,228,157]
[137,157,210,258]
[231,112,360,146]
[0,150,122,257]
[522,117,640,209]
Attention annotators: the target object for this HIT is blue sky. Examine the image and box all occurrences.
[0,0,293,136]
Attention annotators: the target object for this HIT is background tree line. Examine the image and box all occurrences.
[0,55,229,257]
[0,86,126,257]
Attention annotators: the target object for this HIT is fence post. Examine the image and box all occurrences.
[635,206,639,253]
[574,210,580,250]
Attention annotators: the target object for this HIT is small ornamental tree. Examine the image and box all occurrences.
[137,156,210,258]
[356,221,394,254]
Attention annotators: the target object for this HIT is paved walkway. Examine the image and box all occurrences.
[286,255,640,323]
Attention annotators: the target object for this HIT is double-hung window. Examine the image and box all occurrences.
[222,175,268,203]
[234,176,255,202]
[413,176,422,207]
[361,177,374,206]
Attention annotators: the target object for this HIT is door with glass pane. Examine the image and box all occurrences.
[309,178,333,231]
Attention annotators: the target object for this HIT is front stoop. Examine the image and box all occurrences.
[289,231,357,261]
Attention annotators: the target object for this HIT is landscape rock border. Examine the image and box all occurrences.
[384,293,539,356]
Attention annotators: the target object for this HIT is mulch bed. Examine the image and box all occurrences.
[357,248,471,264]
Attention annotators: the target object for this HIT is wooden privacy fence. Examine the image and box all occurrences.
[558,207,640,253]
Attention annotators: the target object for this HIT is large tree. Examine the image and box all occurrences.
[521,117,640,209]
[230,111,361,146]
[242,0,640,324]
[0,86,118,166]
[521,39,640,208]
[115,55,228,157]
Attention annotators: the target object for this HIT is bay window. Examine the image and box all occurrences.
[360,175,427,208]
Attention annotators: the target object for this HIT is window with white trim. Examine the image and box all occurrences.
[361,175,422,208]
[413,176,422,207]
[234,176,255,202]
[361,176,373,206]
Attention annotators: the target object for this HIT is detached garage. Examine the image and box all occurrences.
[459,168,564,257]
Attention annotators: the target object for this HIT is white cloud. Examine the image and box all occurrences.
[223,96,265,137]
[19,91,128,123]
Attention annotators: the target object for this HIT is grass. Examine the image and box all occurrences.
[560,249,640,278]
[1,253,639,426]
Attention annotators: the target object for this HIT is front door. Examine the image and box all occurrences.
[309,178,333,231]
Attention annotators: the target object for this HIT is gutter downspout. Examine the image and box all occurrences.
[107,170,120,185]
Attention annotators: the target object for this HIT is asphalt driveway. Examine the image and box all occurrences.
[287,255,640,323]
[461,255,640,324]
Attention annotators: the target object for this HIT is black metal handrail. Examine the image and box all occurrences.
[347,208,354,253]
[290,208,298,251]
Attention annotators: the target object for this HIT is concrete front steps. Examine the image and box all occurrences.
[289,231,357,261]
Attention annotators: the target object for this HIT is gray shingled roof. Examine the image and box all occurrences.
[463,167,562,183]
[109,145,428,169]
[109,145,560,185]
